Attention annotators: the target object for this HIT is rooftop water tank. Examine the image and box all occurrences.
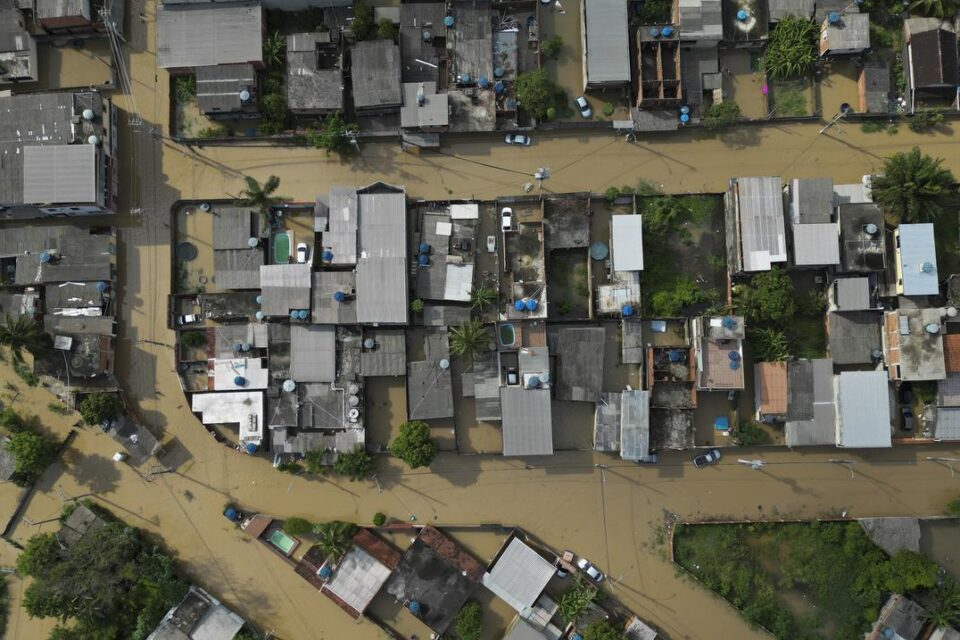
[661,26,674,37]
[422,30,432,42]
[418,254,430,266]
[622,304,634,317]
[443,15,454,27]
[234,376,247,386]
[679,113,690,123]
[248,237,259,248]
[283,379,297,392]
[865,223,879,236]
[648,27,660,37]
[239,89,251,102]
[348,395,360,407]
[255,310,265,321]
[241,343,250,352]
[96,281,109,293]
[922,261,934,273]
[348,408,360,422]
[419,242,431,254]
[322,250,334,261]
[478,76,489,88]
[925,322,941,334]
[526,298,538,311]
[256,295,264,304]
[364,338,376,349]
[82,108,95,121]
[439,358,451,370]
[948,307,958,318]
[737,9,748,21]
[514,299,525,311]
[87,135,99,145]
[333,290,346,302]
[828,12,841,23]
[318,566,333,578]
[408,601,422,614]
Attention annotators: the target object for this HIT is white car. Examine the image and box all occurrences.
[501,207,513,231]
[177,314,199,326]
[575,96,592,118]
[505,133,531,146]
[296,242,309,264]
[576,557,605,582]
[486,235,496,253]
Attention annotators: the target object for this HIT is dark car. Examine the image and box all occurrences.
[223,505,244,522]
[899,382,913,405]
[901,406,914,431]
[634,453,660,465]
[692,448,721,468]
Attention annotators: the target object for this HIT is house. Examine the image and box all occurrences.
[788,178,834,224]
[866,594,929,640]
[146,585,246,640]
[721,0,768,43]
[769,0,814,21]
[195,64,258,119]
[678,0,722,47]
[785,358,836,447]
[624,615,661,640]
[360,329,406,377]
[829,277,876,312]
[894,223,938,296]
[553,327,604,402]
[407,329,454,420]
[903,19,958,110]
[692,316,745,391]
[835,370,892,448]
[385,526,484,636]
[0,91,118,219]
[754,361,787,422]
[610,215,644,272]
[882,308,946,381]
[192,391,264,447]
[351,40,402,114]
[593,390,652,461]
[819,12,870,56]
[598,271,642,316]
[157,1,264,70]
[482,537,555,614]
[446,0,495,132]
[286,32,344,115]
[401,82,449,132]
[35,0,124,36]
[838,203,886,273]
[319,186,359,266]
[355,183,408,324]
[859,61,891,113]
[399,2,446,84]
[501,385,553,456]
[792,222,840,267]
[725,177,786,273]
[259,263,311,317]
[581,0,630,90]
[212,206,263,289]
[312,272,357,324]
[58,504,108,547]
[0,2,37,84]
[415,211,476,303]
[828,311,882,366]
[289,324,336,383]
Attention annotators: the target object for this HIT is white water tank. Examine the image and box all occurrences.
[82,108,95,121]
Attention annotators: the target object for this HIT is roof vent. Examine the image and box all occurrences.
[82,108,95,121]
[864,223,879,236]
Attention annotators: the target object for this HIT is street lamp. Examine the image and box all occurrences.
[926,457,960,478]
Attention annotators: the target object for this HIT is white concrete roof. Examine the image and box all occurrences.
[482,538,555,612]
[212,357,269,390]
[191,391,263,445]
[450,204,479,219]
[611,215,644,272]
[835,370,892,448]
[443,263,473,302]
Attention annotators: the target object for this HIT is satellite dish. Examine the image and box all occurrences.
[439,358,450,370]
[82,108,95,121]
[864,223,879,236]
[239,89,251,102]
[364,338,376,349]
[87,134,99,145]
[282,379,296,392]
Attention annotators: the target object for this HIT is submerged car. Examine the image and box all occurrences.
[576,557,605,582]
[692,448,722,468]
[505,133,531,146]
[575,96,592,118]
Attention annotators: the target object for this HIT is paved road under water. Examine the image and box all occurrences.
[3,2,960,639]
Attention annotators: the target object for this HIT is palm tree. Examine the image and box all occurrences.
[924,582,960,629]
[871,147,956,223]
[469,285,496,311]
[312,521,358,559]
[263,31,285,68]
[235,175,288,233]
[448,319,490,361]
[910,0,958,19]
[0,315,51,364]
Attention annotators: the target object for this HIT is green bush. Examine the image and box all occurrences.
[751,327,791,361]
[732,421,766,446]
[763,16,818,80]
[453,600,482,640]
[377,17,398,40]
[259,93,289,135]
[173,76,196,105]
[948,496,960,517]
[0,408,23,432]
[79,393,122,426]
[635,0,672,23]
[283,517,314,536]
[333,446,375,480]
[602,102,615,117]
[582,621,626,640]
[540,36,563,58]
[197,126,230,139]
[604,186,621,204]
[390,421,437,469]
[702,101,741,130]
[304,448,327,474]
[180,331,208,349]
[372,512,387,526]
[908,109,945,133]
[5,431,58,483]
[351,2,374,40]
[277,460,303,474]
[307,112,359,155]
[737,267,796,324]
[514,69,564,119]
[410,298,424,313]
[14,363,38,387]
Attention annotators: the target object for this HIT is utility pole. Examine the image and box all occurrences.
[818,103,852,135]
[737,459,765,470]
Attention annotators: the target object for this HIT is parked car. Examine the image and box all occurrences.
[222,505,244,522]
[506,368,519,386]
[692,448,722,468]
[576,557,605,582]
[902,406,914,431]
[505,133,531,146]
[634,453,660,465]
[575,96,592,118]
[296,242,309,264]
[486,235,496,253]
[501,207,513,231]
[177,314,199,326]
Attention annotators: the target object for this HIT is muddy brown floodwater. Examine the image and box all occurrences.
[2,2,960,639]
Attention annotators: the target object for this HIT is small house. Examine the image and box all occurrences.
[725,177,786,273]
[882,308,946,382]
[286,32,344,116]
[894,223,938,297]
[858,62,891,114]
[157,1,264,70]
[903,19,958,110]
[145,585,246,640]
[819,12,870,57]
[351,40,402,114]
[582,0,630,90]
[835,370,892,448]
[195,64,259,119]
[754,361,787,422]
[692,315,745,391]
[785,358,836,447]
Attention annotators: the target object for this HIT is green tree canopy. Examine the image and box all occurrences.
[751,327,791,362]
[738,267,796,325]
[557,574,599,624]
[449,319,490,361]
[453,600,482,640]
[16,532,61,577]
[304,447,327,475]
[79,393,122,426]
[313,520,358,558]
[884,550,939,593]
[5,431,58,483]
[351,2,374,40]
[910,0,958,18]
[469,285,496,311]
[390,420,437,469]
[235,175,288,231]
[540,36,563,58]
[333,446,375,480]
[582,620,625,640]
[308,112,359,155]
[377,17,398,40]
[0,315,51,364]
[762,16,817,79]
[948,496,960,517]
[283,517,315,536]
[701,101,741,130]
[514,69,563,119]
[871,147,956,223]
[263,30,285,67]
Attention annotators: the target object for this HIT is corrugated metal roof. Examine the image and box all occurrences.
[935,407,960,440]
[259,263,311,316]
[822,13,870,52]
[620,390,649,461]
[156,2,263,69]
[323,186,358,265]
[214,248,263,289]
[735,177,787,272]
[836,370,892,448]
[22,145,97,205]
[356,187,408,324]
[311,271,357,324]
[500,387,553,456]
[196,63,256,114]
[36,0,89,20]
[834,277,871,311]
[594,391,622,451]
[897,223,938,295]
[213,206,256,250]
[401,82,449,128]
[361,329,406,376]
[792,223,840,266]
[678,0,722,41]
[828,311,881,365]
[407,359,454,419]
[555,327,604,402]
[611,215,644,271]
[938,373,960,407]
[786,358,836,447]
[790,178,834,224]
[286,33,344,113]
[474,350,502,421]
[482,538,554,612]
[351,40,402,109]
[582,0,630,86]
[289,324,336,382]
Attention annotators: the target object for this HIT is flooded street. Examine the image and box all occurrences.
[2,2,960,639]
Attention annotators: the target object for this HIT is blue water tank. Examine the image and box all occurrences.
[322,250,334,262]
[680,113,690,123]
[256,295,264,304]
[419,254,430,266]
[514,300,525,311]
[680,105,690,115]
[298,309,309,320]
[668,349,682,363]
[223,507,238,521]
[334,291,346,302]
[290,310,299,319]
[233,341,243,352]
[234,376,247,386]
[622,304,634,317]
[649,27,660,37]
[408,601,422,614]
[419,242,431,254]
[240,343,250,352]
[462,73,471,84]
[661,26,674,37]
[444,15,454,27]
[96,281,109,293]
[737,9,748,21]
[730,360,741,370]
[255,311,265,321]
[526,298,538,311]
[39,251,52,263]
[494,81,505,94]
[728,351,741,361]
[828,11,840,23]
[245,442,257,454]
[478,76,490,88]
[528,375,540,388]
[722,316,737,329]
[494,66,505,78]
[319,566,333,578]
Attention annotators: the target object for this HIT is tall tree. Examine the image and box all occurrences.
[469,285,497,311]
[313,521,358,558]
[0,315,51,364]
[871,147,956,222]
[448,319,490,361]
[5,431,58,483]
[910,0,958,19]
[333,446,375,480]
[235,175,288,233]
[390,420,437,469]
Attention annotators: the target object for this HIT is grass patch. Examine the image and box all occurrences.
[675,521,941,639]
[770,80,809,117]
[935,206,960,276]
[788,316,826,359]
[548,251,589,318]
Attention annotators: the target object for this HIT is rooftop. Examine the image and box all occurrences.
[907,25,958,88]
[835,370,892,448]
[322,186,358,266]
[482,537,554,612]
[678,0,723,42]
[582,0,630,87]
[351,40,402,110]
[594,391,622,452]
[401,82,449,129]
[290,324,336,382]
[755,361,787,416]
[785,358,836,447]
[944,334,960,373]
[500,387,554,456]
[12,228,114,285]
[408,343,454,420]
[311,271,357,324]
[868,594,927,640]
[839,203,886,273]
[399,2,446,83]
[611,215,644,272]
[833,277,872,311]
[286,32,344,113]
[935,406,960,440]
[896,223,938,296]
[883,308,946,381]
[361,329,406,377]
[860,61,891,113]
[385,526,484,635]
[553,327,605,402]
[449,0,493,87]
[821,12,870,52]
[356,183,408,324]
[620,389,650,461]
[0,3,36,84]
[146,585,245,640]
[259,264,311,316]
[792,223,840,266]
[474,350,502,422]
[323,545,394,618]
[212,207,257,250]
[157,1,263,69]
[732,176,786,272]
[789,178,834,224]
[195,64,257,115]
[828,311,882,365]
